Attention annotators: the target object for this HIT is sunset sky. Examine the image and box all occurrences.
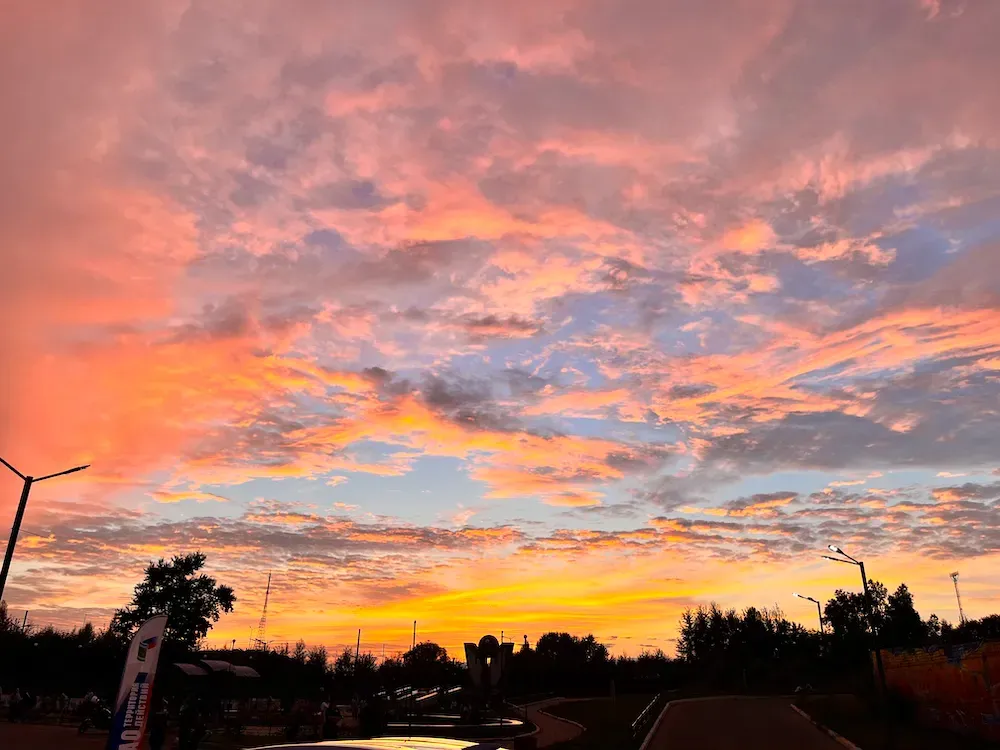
[2,0,999,658]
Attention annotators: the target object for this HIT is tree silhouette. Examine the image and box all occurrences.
[0,601,20,634]
[675,604,818,690]
[404,641,449,666]
[306,644,329,685]
[333,647,379,694]
[883,583,926,647]
[293,639,308,663]
[333,647,355,681]
[402,641,464,687]
[823,579,888,662]
[942,613,1000,643]
[109,552,235,650]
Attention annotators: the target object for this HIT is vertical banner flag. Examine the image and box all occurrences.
[107,615,168,750]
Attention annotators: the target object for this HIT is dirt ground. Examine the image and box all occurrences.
[0,722,311,750]
[0,722,109,750]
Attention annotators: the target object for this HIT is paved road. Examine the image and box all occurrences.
[517,698,586,748]
[644,697,846,750]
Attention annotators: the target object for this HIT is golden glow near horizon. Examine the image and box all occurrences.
[2,1,1000,655]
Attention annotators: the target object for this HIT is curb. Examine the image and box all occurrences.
[517,697,587,747]
[535,707,587,731]
[789,703,863,750]
[532,698,589,731]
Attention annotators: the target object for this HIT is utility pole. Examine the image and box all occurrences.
[950,572,966,624]
[412,620,416,651]
[858,561,888,696]
[355,629,361,675]
[823,546,887,698]
[0,457,89,601]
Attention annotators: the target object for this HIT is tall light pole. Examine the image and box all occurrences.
[794,592,824,635]
[950,572,966,624]
[0,456,89,601]
[822,544,888,699]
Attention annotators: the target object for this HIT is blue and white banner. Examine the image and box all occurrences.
[107,615,167,750]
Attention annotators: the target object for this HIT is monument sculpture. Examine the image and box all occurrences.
[464,634,514,697]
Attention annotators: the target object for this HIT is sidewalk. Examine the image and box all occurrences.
[516,698,587,748]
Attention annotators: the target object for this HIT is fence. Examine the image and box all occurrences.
[631,692,663,745]
[878,640,1000,742]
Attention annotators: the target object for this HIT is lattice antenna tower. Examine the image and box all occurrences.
[252,572,272,650]
[950,571,966,625]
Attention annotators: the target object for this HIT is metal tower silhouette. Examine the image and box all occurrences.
[950,571,966,624]
[251,572,272,650]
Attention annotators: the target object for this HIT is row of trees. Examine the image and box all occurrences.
[0,605,129,698]
[4,552,998,703]
[674,580,1000,692]
[825,580,1000,648]
[254,632,676,700]
[0,552,674,701]
[301,632,678,700]
[0,598,670,704]
[0,552,237,700]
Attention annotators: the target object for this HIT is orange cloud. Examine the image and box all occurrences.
[720,220,775,254]
[150,490,229,504]
[6,0,1000,656]
[543,490,604,508]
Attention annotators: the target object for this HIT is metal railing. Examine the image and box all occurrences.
[631,692,663,739]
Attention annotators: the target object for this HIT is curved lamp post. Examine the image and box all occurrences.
[822,544,888,698]
[0,456,89,601]
[793,592,824,635]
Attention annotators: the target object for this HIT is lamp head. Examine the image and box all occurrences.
[828,544,842,553]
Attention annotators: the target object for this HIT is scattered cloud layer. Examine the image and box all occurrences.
[3,0,1000,652]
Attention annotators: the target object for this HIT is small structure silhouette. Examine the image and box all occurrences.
[464,634,513,690]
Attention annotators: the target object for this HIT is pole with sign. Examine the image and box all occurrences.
[107,615,168,750]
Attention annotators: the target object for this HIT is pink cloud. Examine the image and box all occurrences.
[5,0,1000,643]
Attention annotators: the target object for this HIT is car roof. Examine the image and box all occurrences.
[255,738,509,750]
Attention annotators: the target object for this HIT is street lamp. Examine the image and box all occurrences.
[822,543,888,698]
[793,592,824,635]
[0,456,89,601]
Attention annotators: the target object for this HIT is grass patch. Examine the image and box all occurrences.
[544,694,656,750]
